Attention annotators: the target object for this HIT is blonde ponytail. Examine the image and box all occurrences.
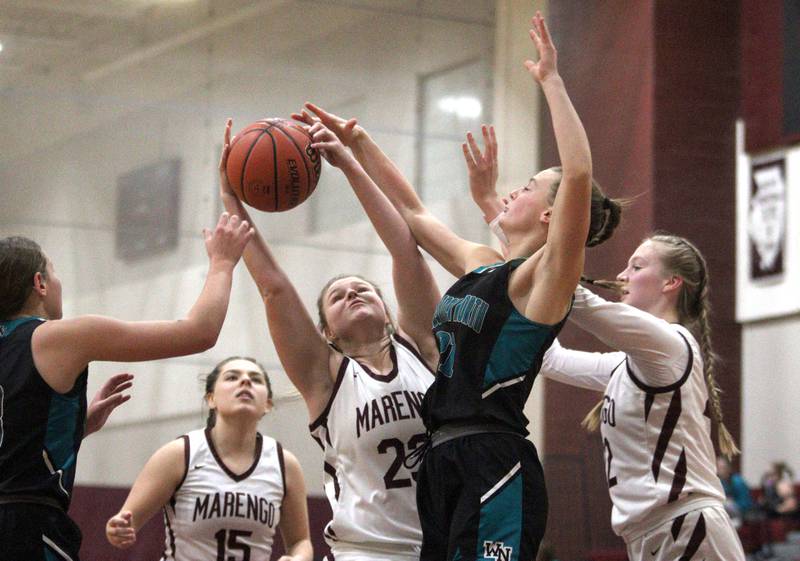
[581,399,604,432]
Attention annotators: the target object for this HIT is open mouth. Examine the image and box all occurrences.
[235,390,254,400]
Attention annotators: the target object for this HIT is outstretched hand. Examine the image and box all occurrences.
[203,212,255,267]
[106,511,136,549]
[292,102,362,147]
[85,373,133,437]
[523,11,558,84]
[308,122,356,169]
[463,124,500,205]
[219,119,238,200]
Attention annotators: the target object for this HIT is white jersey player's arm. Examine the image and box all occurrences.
[568,285,690,386]
[276,450,313,561]
[540,338,624,391]
[106,438,186,549]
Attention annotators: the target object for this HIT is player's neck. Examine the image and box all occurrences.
[210,417,259,457]
[643,300,680,324]
[341,334,393,374]
[506,229,545,260]
[10,300,47,320]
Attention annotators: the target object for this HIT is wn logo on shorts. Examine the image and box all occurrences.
[483,540,513,561]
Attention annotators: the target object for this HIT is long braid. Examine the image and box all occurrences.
[652,234,740,459]
[696,277,740,459]
[581,234,742,459]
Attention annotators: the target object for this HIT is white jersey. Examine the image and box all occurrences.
[161,429,285,561]
[541,286,725,541]
[309,334,435,555]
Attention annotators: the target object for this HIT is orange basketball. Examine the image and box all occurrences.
[226,118,322,212]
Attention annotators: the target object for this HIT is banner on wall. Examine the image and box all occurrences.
[736,121,800,322]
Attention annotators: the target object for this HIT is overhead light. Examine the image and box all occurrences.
[438,96,482,119]
[0,43,4,53]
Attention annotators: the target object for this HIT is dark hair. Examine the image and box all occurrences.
[0,236,48,320]
[545,167,623,247]
[204,356,272,429]
[315,274,396,346]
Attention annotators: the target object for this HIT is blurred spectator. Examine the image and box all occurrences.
[717,456,754,527]
[760,461,798,519]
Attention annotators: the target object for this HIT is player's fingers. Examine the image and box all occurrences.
[537,12,553,46]
[305,102,329,121]
[236,220,251,235]
[461,143,476,169]
[466,132,484,162]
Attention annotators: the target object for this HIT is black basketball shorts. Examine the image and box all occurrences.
[416,432,547,561]
[0,502,82,561]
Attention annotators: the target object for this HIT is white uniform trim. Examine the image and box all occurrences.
[481,375,526,398]
[42,534,74,561]
[481,462,521,503]
[41,450,68,497]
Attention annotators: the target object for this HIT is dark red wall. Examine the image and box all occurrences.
[741,0,792,152]
[539,2,740,560]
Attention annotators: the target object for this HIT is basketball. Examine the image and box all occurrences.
[226,118,322,212]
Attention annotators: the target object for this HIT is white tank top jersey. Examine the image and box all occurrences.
[309,333,435,554]
[161,429,285,561]
[540,286,726,542]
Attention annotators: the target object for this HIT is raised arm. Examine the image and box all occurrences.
[539,338,624,391]
[569,285,690,387]
[276,450,313,561]
[219,120,337,418]
[295,104,501,278]
[523,13,592,323]
[32,213,254,393]
[106,438,185,549]
[307,122,439,365]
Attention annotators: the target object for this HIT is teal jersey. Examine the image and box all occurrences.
[0,318,87,509]
[422,259,567,435]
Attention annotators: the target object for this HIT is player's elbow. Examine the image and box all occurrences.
[561,168,592,190]
[185,322,221,353]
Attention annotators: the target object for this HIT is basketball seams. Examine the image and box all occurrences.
[262,128,281,211]
[228,118,319,212]
[272,123,314,204]
[230,122,280,207]
[239,129,272,207]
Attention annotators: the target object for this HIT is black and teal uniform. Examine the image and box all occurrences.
[417,259,566,561]
[0,317,87,560]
